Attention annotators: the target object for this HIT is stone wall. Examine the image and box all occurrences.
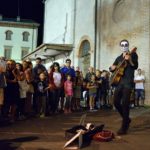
[98,0,150,104]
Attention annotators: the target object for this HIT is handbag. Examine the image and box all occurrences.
[26,83,34,93]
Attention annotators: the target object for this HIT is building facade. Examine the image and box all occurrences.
[26,0,150,104]
[0,15,39,62]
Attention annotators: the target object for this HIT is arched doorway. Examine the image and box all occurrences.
[79,40,91,76]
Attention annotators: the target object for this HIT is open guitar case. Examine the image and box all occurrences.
[65,123,104,148]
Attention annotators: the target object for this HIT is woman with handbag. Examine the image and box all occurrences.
[23,60,34,117]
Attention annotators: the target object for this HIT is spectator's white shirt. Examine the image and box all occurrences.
[134,74,145,89]
[53,72,62,87]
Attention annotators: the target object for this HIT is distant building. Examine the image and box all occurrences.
[24,0,150,105]
[0,15,39,62]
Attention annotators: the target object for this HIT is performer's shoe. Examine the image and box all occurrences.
[117,128,127,135]
[117,118,131,135]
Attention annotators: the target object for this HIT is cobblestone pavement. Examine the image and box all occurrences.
[0,107,150,150]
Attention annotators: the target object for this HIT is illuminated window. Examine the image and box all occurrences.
[5,30,13,40]
[21,47,29,58]
[4,46,12,59]
[22,32,30,41]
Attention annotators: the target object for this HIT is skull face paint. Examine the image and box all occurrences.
[120,41,129,52]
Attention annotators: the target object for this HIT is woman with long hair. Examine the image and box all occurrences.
[4,60,20,122]
[48,62,64,114]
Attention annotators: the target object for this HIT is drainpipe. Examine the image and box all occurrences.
[94,0,98,69]
[98,0,102,69]
[72,0,76,65]
[42,0,46,43]
[32,25,34,51]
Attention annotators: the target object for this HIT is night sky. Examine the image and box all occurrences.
[0,0,44,45]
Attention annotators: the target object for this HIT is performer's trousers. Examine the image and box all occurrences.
[113,84,132,130]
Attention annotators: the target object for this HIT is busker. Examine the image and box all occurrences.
[109,39,138,135]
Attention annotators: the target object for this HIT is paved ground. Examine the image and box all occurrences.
[0,107,150,150]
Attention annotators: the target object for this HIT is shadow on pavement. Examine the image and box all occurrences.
[0,136,39,150]
[0,117,12,128]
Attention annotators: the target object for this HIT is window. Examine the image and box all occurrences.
[80,40,90,57]
[4,46,12,59]
[21,47,29,58]
[5,30,13,40]
[22,32,30,41]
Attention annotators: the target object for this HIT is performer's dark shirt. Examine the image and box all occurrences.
[113,52,138,88]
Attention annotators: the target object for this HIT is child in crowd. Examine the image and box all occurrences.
[64,75,73,114]
[81,79,88,108]
[37,72,48,117]
[95,69,102,109]
[87,74,98,111]
[100,71,109,107]
[73,71,83,111]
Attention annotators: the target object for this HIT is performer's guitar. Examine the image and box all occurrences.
[110,47,137,86]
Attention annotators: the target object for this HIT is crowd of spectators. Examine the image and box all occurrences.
[0,56,145,123]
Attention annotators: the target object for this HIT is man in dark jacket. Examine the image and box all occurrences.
[33,57,48,114]
[33,57,48,82]
[109,39,138,135]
